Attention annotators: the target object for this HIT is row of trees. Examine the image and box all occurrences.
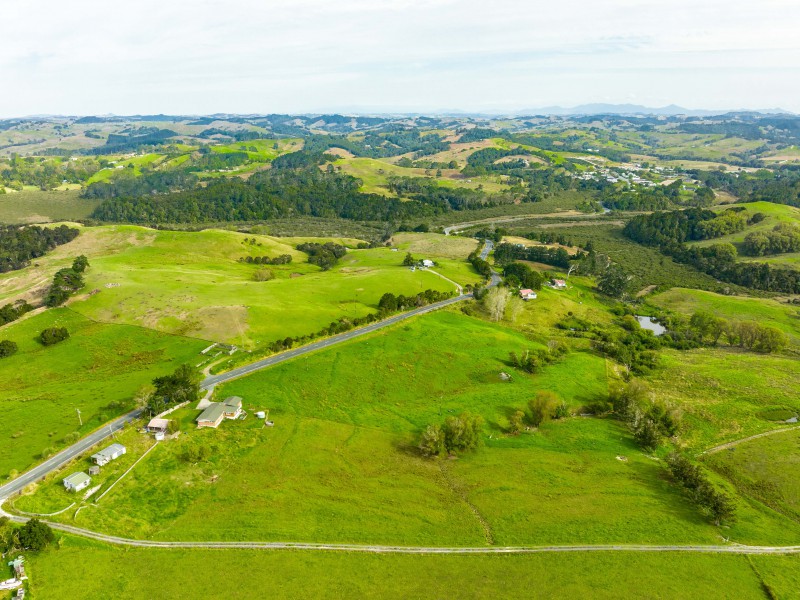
[419,412,484,457]
[666,453,736,525]
[377,289,454,314]
[44,255,89,307]
[0,224,79,273]
[240,254,292,265]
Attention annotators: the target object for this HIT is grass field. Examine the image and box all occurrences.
[650,287,800,345]
[332,157,511,195]
[21,536,790,599]
[0,189,99,224]
[0,226,478,346]
[16,309,800,547]
[689,202,800,254]
[705,428,800,523]
[0,308,205,477]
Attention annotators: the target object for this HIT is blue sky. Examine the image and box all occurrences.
[2,0,799,116]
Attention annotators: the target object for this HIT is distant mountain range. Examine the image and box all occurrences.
[520,104,794,117]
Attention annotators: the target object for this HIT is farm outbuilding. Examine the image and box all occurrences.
[63,472,91,492]
[91,443,126,466]
[147,418,170,434]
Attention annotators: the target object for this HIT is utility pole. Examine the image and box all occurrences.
[76,408,82,426]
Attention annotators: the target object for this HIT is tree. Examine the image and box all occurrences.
[442,412,484,454]
[597,264,630,299]
[527,391,558,427]
[483,287,508,322]
[17,518,55,551]
[378,292,398,313]
[0,339,18,358]
[508,410,525,435]
[146,364,202,416]
[72,255,90,273]
[402,252,416,266]
[633,418,662,452]
[505,296,524,323]
[419,424,445,456]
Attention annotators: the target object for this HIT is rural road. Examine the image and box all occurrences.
[0,410,141,500]
[0,240,498,502]
[2,512,800,555]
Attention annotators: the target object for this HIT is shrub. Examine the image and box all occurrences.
[253,268,274,282]
[0,339,18,358]
[39,327,69,346]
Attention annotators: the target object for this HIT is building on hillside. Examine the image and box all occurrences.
[91,443,126,466]
[421,259,434,268]
[196,403,226,429]
[551,279,567,290]
[519,288,537,300]
[63,472,91,493]
[147,418,170,435]
[222,396,243,419]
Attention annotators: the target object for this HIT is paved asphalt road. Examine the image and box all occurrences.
[0,241,498,503]
[0,410,141,500]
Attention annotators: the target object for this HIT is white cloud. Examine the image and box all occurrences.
[1,0,798,115]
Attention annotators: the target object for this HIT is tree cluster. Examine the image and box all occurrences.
[378,289,453,314]
[502,263,545,290]
[0,517,55,553]
[0,224,79,273]
[509,340,569,374]
[493,242,575,270]
[743,223,800,256]
[419,412,484,457]
[82,170,198,199]
[296,242,347,270]
[0,299,34,326]
[145,364,202,417]
[607,381,681,452]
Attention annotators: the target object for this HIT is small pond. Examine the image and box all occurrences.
[636,315,666,336]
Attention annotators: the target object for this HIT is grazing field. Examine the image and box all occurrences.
[0,189,99,224]
[332,156,511,195]
[646,348,800,450]
[0,225,475,346]
[24,537,781,599]
[21,537,781,600]
[689,202,800,251]
[0,308,205,477]
[17,310,800,547]
[650,287,800,345]
[705,428,800,523]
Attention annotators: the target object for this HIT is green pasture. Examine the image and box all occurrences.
[19,310,800,546]
[0,308,205,477]
[24,536,783,599]
[0,189,98,224]
[651,287,800,344]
